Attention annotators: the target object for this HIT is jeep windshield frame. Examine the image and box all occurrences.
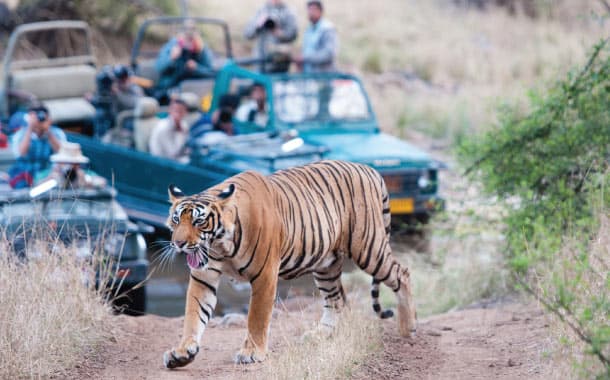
[130,16,233,67]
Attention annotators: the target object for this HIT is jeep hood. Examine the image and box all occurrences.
[301,132,433,169]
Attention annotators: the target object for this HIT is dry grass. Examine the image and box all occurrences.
[0,235,112,379]
[255,296,383,380]
[195,0,610,142]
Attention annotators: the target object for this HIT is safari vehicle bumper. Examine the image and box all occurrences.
[109,258,149,315]
[112,258,149,288]
[388,194,445,216]
[380,168,445,217]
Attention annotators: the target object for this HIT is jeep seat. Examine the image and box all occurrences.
[133,97,160,152]
[10,65,96,124]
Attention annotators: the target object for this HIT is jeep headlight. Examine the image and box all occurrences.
[418,169,437,192]
[417,170,431,189]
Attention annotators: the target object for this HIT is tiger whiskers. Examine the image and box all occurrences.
[150,240,176,272]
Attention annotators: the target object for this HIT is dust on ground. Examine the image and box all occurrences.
[74,298,557,380]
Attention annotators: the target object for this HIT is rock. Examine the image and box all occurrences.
[426,330,442,337]
[507,358,519,367]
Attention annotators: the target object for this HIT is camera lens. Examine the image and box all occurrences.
[36,110,47,122]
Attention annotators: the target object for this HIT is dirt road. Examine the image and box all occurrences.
[76,299,557,380]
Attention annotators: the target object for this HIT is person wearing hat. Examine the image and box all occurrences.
[155,20,215,102]
[35,142,106,189]
[293,0,338,72]
[8,105,66,188]
[112,64,144,114]
[244,0,298,72]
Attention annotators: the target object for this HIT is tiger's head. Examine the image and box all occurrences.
[166,183,236,269]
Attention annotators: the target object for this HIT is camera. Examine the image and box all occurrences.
[218,107,234,124]
[95,66,114,98]
[35,110,48,122]
[262,17,277,30]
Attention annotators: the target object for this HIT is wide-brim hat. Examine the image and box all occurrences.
[50,142,90,164]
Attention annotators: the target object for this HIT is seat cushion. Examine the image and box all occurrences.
[44,98,95,124]
[11,65,96,100]
[134,118,159,152]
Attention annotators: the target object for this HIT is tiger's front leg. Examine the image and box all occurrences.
[164,269,220,369]
[234,264,278,364]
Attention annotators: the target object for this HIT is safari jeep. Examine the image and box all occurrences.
[0,20,97,134]
[0,184,150,314]
[197,63,445,225]
[71,62,444,228]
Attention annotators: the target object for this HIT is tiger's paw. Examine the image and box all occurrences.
[163,338,199,369]
[234,346,266,364]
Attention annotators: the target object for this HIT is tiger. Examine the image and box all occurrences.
[162,160,416,369]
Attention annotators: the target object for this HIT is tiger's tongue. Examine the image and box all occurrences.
[186,253,199,268]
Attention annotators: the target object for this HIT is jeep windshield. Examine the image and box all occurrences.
[272,76,374,128]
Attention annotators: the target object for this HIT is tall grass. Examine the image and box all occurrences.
[256,298,383,380]
[0,236,112,379]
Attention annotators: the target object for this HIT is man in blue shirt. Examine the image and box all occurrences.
[293,0,338,72]
[8,105,66,188]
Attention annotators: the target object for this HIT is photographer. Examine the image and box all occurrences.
[155,20,214,102]
[8,105,66,188]
[112,64,144,114]
[244,0,298,71]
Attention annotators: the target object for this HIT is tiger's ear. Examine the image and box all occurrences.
[218,184,235,200]
[168,184,185,203]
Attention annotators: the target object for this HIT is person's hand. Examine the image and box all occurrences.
[292,53,305,71]
[292,53,304,64]
[111,83,119,94]
[170,45,182,60]
[256,13,269,29]
[186,59,197,71]
[41,119,51,133]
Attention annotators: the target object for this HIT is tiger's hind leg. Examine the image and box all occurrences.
[359,239,417,338]
[312,253,346,332]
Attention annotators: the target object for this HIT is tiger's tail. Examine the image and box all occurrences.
[371,279,394,319]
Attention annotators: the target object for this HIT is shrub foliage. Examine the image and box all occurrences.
[460,39,610,377]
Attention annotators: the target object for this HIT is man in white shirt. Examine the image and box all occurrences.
[149,99,190,161]
[235,83,269,128]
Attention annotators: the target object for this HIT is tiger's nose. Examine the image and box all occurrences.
[174,240,187,249]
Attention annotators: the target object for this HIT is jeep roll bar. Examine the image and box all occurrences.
[129,16,233,68]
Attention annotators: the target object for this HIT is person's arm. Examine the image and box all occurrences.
[16,125,33,157]
[274,8,298,43]
[302,27,337,66]
[115,84,143,110]
[46,126,64,153]
[191,48,215,77]
[244,8,266,39]
[155,39,179,74]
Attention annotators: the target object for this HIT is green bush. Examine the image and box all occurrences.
[460,39,610,377]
